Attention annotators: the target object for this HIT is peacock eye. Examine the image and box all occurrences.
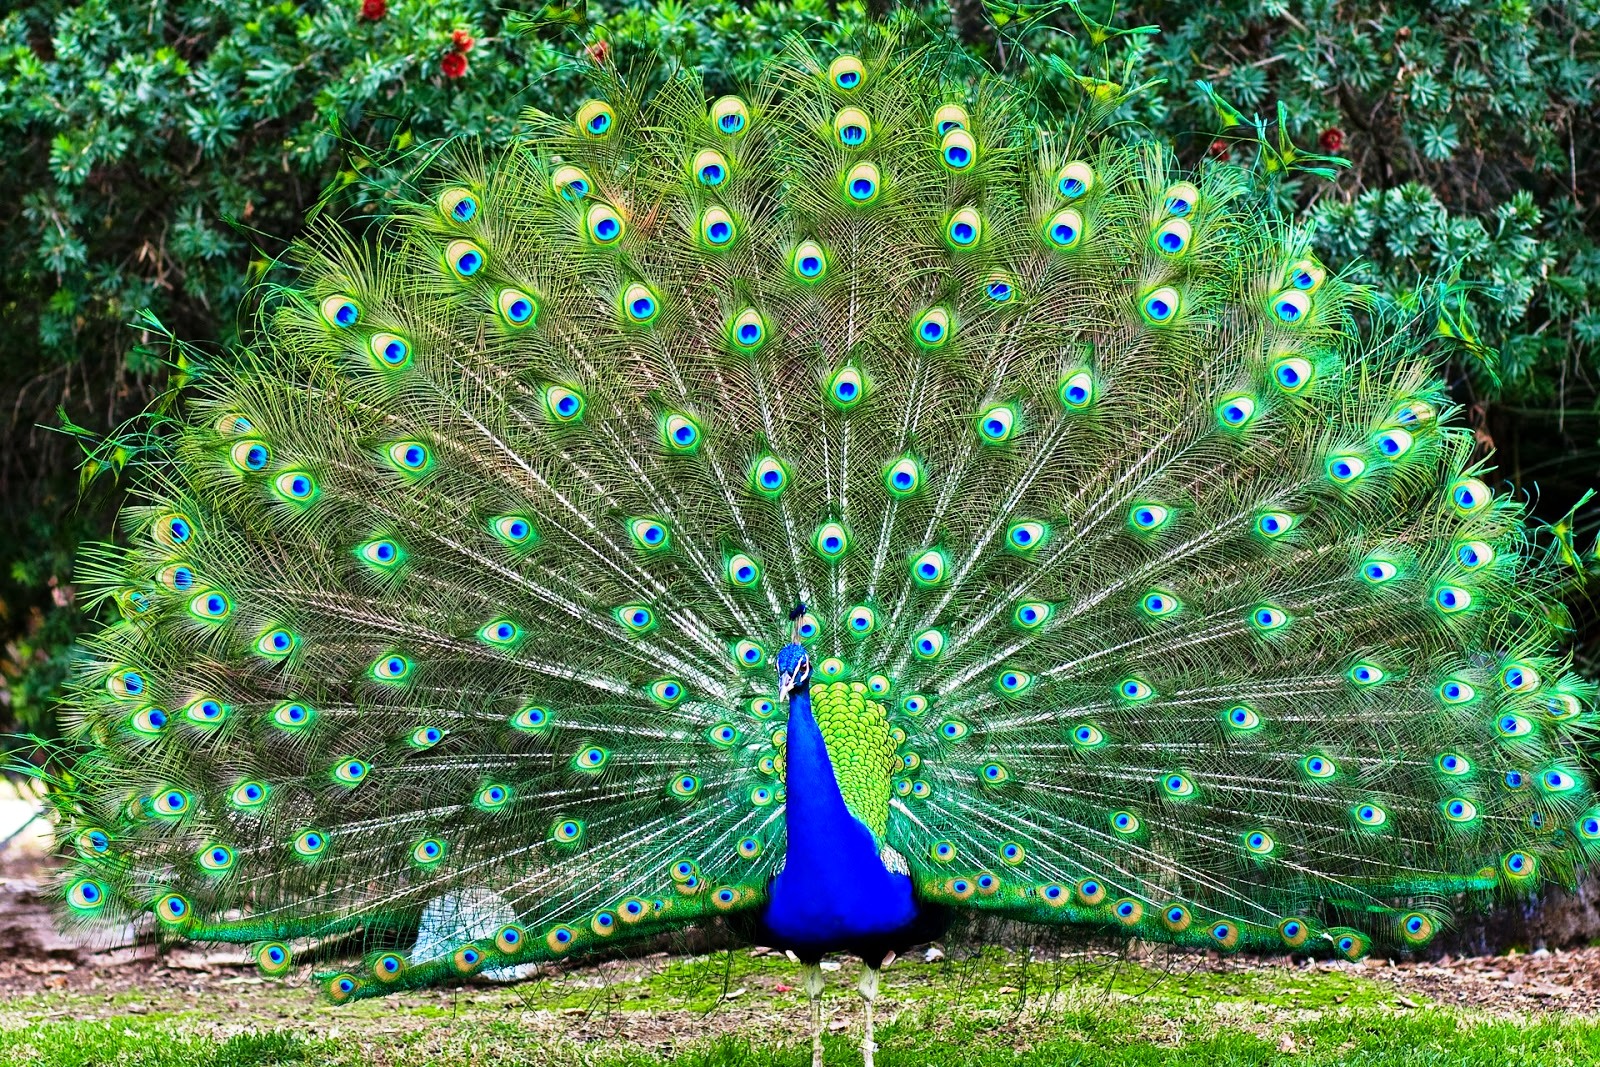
[1044,208,1083,249]
[576,99,615,138]
[793,240,829,282]
[1153,219,1190,255]
[1056,161,1094,199]
[551,165,592,200]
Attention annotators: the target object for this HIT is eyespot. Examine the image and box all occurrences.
[320,294,360,329]
[1012,601,1053,630]
[356,538,404,572]
[1438,678,1476,704]
[1255,511,1296,539]
[1162,182,1199,216]
[932,103,968,134]
[1455,540,1495,570]
[108,670,146,699]
[152,788,191,816]
[1110,811,1140,835]
[586,203,624,245]
[130,706,169,734]
[1501,851,1537,881]
[1501,663,1540,691]
[1117,677,1153,702]
[662,412,702,453]
[946,206,982,248]
[1400,912,1435,945]
[1271,290,1310,324]
[156,893,192,925]
[371,654,412,683]
[901,694,929,716]
[909,548,949,586]
[272,470,318,503]
[294,830,328,858]
[1161,772,1195,798]
[195,842,235,873]
[511,705,552,733]
[552,818,584,843]
[940,128,976,170]
[271,701,315,730]
[622,283,659,324]
[412,838,445,865]
[1278,918,1311,948]
[1539,768,1579,794]
[1348,661,1385,686]
[229,440,271,473]
[692,148,729,187]
[868,675,890,695]
[550,164,591,201]
[725,552,761,587]
[188,589,232,622]
[1070,723,1105,748]
[828,366,867,409]
[1434,584,1472,614]
[833,107,872,148]
[733,640,766,668]
[711,95,749,134]
[1056,161,1094,198]
[843,162,880,204]
[1374,428,1413,458]
[1333,931,1370,961]
[1353,802,1388,827]
[883,455,924,497]
[1075,878,1106,906]
[728,308,767,350]
[332,759,368,786]
[818,657,846,679]
[1504,770,1529,791]
[1044,208,1083,249]
[576,99,615,138]
[1449,477,1492,515]
[792,240,828,282]
[913,307,953,349]
[76,828,112,856]
[478,618,521,649]
[1141,286,1180,324]
[938,719,970,743]
[913,629,946,660]
[616,604,656,636]
[976,404,1017,444]
[1224,704,1261,731]
[1326,454,1366,484]
[1248,604,1289,632]
[1153,218,1190,256]
[995,670,1032,696]
[540,384,586,424]
[255,942,292,976]
[255,627,299,659]
[1391,398,1436,425]
[410,726,444,749]
[1442,797,1478,823]
[829,55,865,90]
[1138,589,1180,618]
[707,722,741,748]
[701,206,736,248]
[437,187,477,224]
[649,678,686,705]
[1302,755,1337,779]
[846,605,878,636]
[984,274,1016,303]
[1436,752,1471,776]
[154,513,195,548]
[1548,693,1584,720]
[629,517,670,552]
[1288,259,1326,291]
[1058,370,1095,410]
[1360,558,1398,585]
[215,413,252,436]
[490,515,537,548]
[495,925,524,953]
[1578,813,1600,840]
[230,780,270,809]
[1161,904,1192,932]
[1007,521,1049,554]
[1216,393,1258,429]
[1244,830,1275,855]
[738,837,764,859]
[1271,356,1314,394]
[66,878,106,911]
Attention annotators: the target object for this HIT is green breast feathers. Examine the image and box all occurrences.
[797,681,900,841]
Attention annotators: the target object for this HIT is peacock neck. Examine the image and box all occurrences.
[759,681,921,958]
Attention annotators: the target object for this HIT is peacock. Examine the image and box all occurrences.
[40,28,1600,1067]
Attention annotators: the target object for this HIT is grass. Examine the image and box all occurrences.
[1,948,1597,1067]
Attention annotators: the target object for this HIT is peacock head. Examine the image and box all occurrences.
[776,642,811,700]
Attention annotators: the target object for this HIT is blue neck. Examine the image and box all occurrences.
[758,684,919,956]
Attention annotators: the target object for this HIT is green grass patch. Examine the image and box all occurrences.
[2,950,1596,1067]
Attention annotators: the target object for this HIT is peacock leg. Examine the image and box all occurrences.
[802,962,825,1067]
[857,964,880,1067]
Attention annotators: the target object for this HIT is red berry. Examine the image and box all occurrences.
[441,51,468,79]
[587,40,610,65]
[1319,128,1345,153]
[1208,139,1229,156]
[452,30,475,52]
[360,0,386,20]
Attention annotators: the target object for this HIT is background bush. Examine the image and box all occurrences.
[2,0,1597,750]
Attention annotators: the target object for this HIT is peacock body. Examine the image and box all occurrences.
[47,31,1597,1057]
